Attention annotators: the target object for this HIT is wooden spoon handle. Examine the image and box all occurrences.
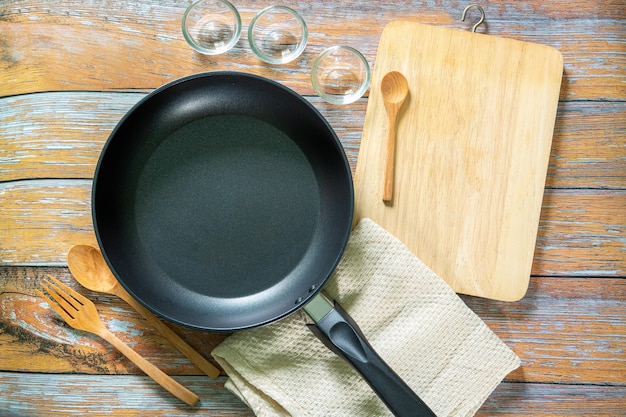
[117,287,220,379]
[98,328,199,406]
[383,110,398,202]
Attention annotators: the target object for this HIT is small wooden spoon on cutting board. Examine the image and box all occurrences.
[381,71,409,203]
[67,244,221,379]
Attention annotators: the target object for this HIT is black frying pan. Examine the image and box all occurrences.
[93,72,435,417]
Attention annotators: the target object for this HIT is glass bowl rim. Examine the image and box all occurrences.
[182,0,242,55]
[311,45,371,105]
[248,5,309,64]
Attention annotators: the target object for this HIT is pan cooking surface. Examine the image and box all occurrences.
[135,114,319,298]
[93,72,353,330]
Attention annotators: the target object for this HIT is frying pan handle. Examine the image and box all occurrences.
[307,301,437,417]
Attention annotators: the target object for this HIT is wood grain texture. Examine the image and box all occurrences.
[0,180,95,265]
[2,267,623,387]
[354,20,564,301]
[2,274,625,414]
[0,1,624,100]
[1,182,624,273]
[1,0,624,414]
[478,382,626,417]
[0,92,143,182]
[0,373,253,416]
[463,277,626,385]
[1,93,624,186]
[0,92,368,181]
[2,372,624,417]
[534,189,626,277]
[548,101,626,189]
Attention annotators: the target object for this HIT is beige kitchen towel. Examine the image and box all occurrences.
[212,218,521,417]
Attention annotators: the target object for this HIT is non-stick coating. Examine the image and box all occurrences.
[93,72,353,331]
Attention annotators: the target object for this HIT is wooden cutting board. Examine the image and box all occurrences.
[354,21,563,301]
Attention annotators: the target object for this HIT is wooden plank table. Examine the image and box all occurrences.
[1,0,624,415]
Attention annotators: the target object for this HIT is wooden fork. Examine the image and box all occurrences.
[37,275,200,407]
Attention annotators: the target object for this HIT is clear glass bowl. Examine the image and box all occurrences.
[311,45,371,104]
[248,6,308,64]
[182,0,242,55]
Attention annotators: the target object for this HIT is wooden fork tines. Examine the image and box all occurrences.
[37,275,199,407]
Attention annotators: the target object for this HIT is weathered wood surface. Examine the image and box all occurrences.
[1,0,624,415]
[0,374,254,416]
[0,92,366,182]
[2,267,624,384]
[2,182,625,274]
[1,1,624,100]
[2,93,624,188]
[2,374,625,417]
[1,94,624,270]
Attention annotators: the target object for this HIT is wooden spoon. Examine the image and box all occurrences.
[381,71,409,202]
[67,245,220,379]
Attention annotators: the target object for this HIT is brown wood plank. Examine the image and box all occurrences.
[463,277,626,385]
[2,267,624,387]
[0,92,367,182]
[3,372,624,416]
[2,183,624,276]
[0,93,143,182]
[1,1,624,100]
[478,382,626,416]
[2,373,625,416]
[0,180,96,265]
[0,373,253,416]
[548,101,626,189]
[533,189,626,277]
[1,93,624,187]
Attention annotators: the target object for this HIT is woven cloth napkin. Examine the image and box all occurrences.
[212,218,520,417]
